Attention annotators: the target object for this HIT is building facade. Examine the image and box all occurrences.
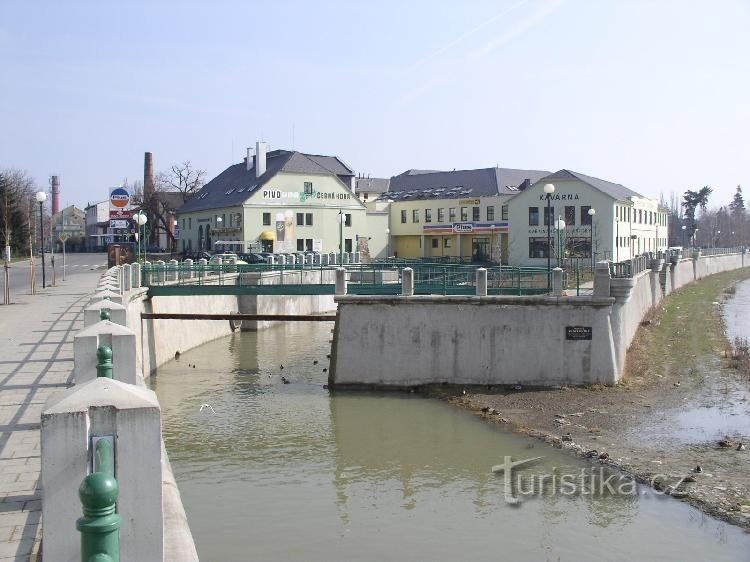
[84,200,109,251]
[177,143,368,256]
[385,167,549,263]
[507,170,668,267]
[51,205,86,252]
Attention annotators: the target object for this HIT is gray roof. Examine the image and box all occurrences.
[355,177,390,194]
[538,169,642,200]
[384,166,550,201]
[178,150,355,213]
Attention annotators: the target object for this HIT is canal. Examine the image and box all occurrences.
[151,322,750,561]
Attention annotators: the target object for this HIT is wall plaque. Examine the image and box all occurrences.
[566,326,592,340]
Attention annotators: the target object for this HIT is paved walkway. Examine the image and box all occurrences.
[0,263,103,560]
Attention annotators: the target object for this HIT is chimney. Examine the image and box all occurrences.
[246,147,253,172]
[350,176,356,195]
[144,152,154,196]
[51,176,61,215]
[255,141,267,178]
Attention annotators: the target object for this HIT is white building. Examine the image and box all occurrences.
[507,170,668,267]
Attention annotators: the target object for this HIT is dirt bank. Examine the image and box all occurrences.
[427,268,750,529]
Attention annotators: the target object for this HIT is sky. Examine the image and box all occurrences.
[1,0,749,210]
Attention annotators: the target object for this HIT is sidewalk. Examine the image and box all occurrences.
[0,268,102,560]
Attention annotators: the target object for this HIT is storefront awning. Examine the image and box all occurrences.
[259,230,276,241]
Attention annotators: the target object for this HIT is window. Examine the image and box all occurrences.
[581,206,592,225]
[472,207,480,221]
[438,208,445,222]
[461,207,468,221]
[444,238,451,248]
[306,239,313,251]
[363,193,369,200]
[297,239,304,251]
[529,237,553,258]
[425,209,432,223]
[344,238,353,252]
[188,217,192,229]
[401,210,407,223]
[565,206,576,225]
[431,238,439,248]
[345,213,352,227]
[412,209,420,223]
[297,213,304,226]
[262,213,271,226]
[529,207,539,226]
[222,214,226,226]
[304,182,313,194]
[486,206,495,221]
[181,218,185,228]
[544,206,555,226]
[501,205,508,221]
[449,208,456,221]
[306,213,313,226]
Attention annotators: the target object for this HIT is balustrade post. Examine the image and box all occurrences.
[476,268,488,296]
[96,346,113,379]
[77,439,121,562]
[402,267,414,296]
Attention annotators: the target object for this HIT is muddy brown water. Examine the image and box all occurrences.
[151,323,750,561]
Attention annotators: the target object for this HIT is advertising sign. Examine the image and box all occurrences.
[452,222,474,233]
[312,239,323,252]
[109,209,134,220]
[174,225,181,240]
[109,187,132,211]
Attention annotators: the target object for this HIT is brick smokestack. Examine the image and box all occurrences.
[51,176,61,215]
[144,152,154,196]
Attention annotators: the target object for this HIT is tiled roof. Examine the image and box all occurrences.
[538,170,642,200]
[384,167,550,202]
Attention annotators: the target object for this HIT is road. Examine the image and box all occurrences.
[2,252,107,302]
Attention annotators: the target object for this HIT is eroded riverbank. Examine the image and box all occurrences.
[436,267,750,529]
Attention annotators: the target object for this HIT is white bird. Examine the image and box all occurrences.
[199,404,216,414]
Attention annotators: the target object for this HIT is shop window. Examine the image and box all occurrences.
[529,237,553,258]
[444,238,451,248]
[432,238,439,248]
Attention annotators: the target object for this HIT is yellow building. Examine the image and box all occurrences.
[386,167,549,263]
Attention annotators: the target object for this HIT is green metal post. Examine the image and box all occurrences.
[99,310,110,322]
[96,346,113,379]
[77,439,120,562]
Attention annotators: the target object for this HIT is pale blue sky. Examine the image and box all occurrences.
[2,0,749,209]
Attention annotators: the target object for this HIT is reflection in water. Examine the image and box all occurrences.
[151,324,749,561]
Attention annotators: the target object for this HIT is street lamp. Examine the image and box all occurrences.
[555,216,566,268]
[135,211,147,262]
[587,208,596,271]
[716,230,721,248]
[35,191,47,288]
[490,225,496,264]
[681,224,686,248]
[385,227,390,260]
[615,217,620,262]
[543,183,555,291]
[694,228,699,249]
[337,210,344,264]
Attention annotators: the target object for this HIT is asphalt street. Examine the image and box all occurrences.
[2,253,107,302]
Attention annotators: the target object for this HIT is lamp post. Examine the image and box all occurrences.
[716,230,720,249]
[554,216,566,268]
[337,210,344,264]
[173,220,178,255]
[543,183,555,291]
[681,224,686,248]
[216,217,222,253]
[694,228,698,249]
[35,192,47,288]
[615,217,620,262]
[490,225,496,264]
[135,211,147,262]
[587,208,596,271]
[385,227,390,260]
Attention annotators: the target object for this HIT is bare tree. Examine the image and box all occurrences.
[155,161,206,203]
[0,169,37,303]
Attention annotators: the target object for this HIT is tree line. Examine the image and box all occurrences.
[661,185,746,248]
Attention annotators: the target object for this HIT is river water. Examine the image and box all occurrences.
[151,323,750,561]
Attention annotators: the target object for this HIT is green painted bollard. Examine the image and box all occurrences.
[96,346,113,379]
[77,439,120,562]
[99,309,111,321]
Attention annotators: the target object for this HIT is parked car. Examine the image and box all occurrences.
[208,253,248,265]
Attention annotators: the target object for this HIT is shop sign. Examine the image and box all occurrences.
[453,222,473,233]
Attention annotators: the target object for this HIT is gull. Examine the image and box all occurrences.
[199,404,216,414]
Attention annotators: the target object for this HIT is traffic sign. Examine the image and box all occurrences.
[110,220,129,229]
[109,187,131,210]
[59,233,70,242]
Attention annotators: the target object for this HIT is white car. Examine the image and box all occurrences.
[208,253,248,265]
